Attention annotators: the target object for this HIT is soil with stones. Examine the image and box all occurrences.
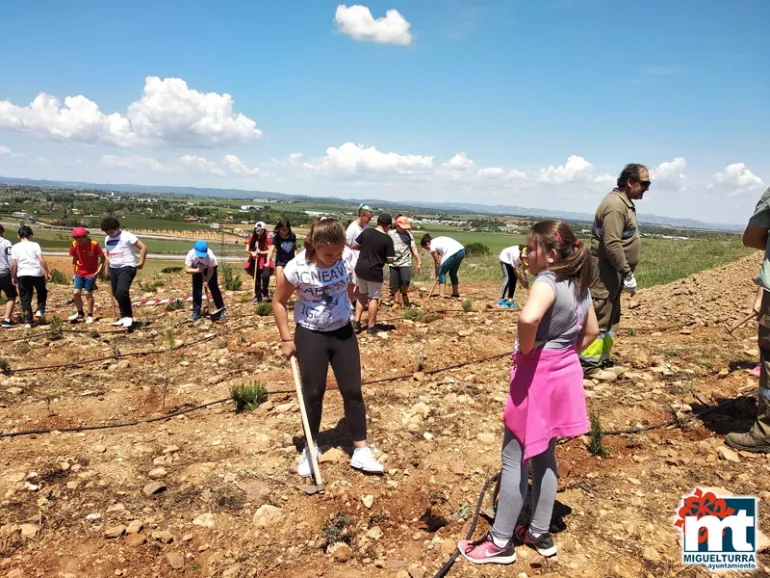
[1,254,769,578]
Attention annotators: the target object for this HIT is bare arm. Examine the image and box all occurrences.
[576,304,600,354]
[517,281,556,355]
[755,286,765,313]
[10,258,17,285]
[411,246,422,272]
[272,269,297,358]
[95,255,105,277]
[743,226,768,251]
[72,255,78,278]
[38,253,51,280]
[134,240,148,269]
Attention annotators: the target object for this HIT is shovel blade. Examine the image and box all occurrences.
[297,483,324,495]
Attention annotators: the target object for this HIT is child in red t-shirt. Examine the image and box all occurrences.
[68,227,105,324]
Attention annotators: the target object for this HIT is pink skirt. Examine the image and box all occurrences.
[502,347,589,463]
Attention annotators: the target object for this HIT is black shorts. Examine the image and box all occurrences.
[389,266,411,289]
[0,274,17,300]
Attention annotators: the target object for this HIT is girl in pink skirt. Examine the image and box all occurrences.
[459,220,599,565]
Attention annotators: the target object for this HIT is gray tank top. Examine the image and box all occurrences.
[534,272,592,350]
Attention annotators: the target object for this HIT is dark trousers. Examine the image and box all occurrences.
[500,262,517,299]
[192,267,225,313]
[109,266,137,318]
[17,276,47,323]
[294,323,367,442]
[254,266,271,300]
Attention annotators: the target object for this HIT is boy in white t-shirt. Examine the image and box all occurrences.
[100,216,147,329]
[9,226,51,328]
[184,240,226,322]
[345,204,373,309]
[498,244,528,309]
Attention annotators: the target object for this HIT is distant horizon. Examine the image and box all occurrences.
[0,174,745,231]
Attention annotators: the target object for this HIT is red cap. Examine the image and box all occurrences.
[72,227,89,238]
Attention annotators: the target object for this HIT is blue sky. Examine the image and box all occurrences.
[0,0,767,223]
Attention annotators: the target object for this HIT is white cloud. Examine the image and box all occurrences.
[303,142,433,174]
[477,167,528,181]
[710,163,765,197]
[651,157,686,188]
[180,154,225,176]
[442,152,475,171]
[334,5,413,45]
[102,154,174,173]
[537,155,596,184]
[0,76,262,148]
[223,154,262,176]
[288,152,303,161]
[0,144,14,157]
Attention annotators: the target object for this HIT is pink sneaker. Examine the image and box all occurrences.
[458,533,516,565]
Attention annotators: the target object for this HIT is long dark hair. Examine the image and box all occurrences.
[526,220,591,296]
[249,227,267,251]
[304,219,345,263]
[275,219,292,236]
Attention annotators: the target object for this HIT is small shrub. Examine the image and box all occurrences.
[139,279,164,293]
[254,302,273,317]
[462,299,473,312]
[221,262,242,291]
[464,243,490,256]
[416,354,424,372]
[403,307,426,322]
[161,266,183,274]
[165,298,185,311]
[230,382,268,413]
[587,411,608,457]
[627,328,639,337]
[48,315,64,340]
[89,329,100,339]
[453,504,472,522]
[50,269,70,285]
[322,513,351,546]
[0,358,10,375]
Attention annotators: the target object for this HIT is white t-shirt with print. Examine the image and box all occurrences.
[105,231,139,269]
[283,249,351,332]
[429,236,464,265]
[499,245,522,267]
[342,246,355,274]
[11,241,44,277]
[184,248,218,269]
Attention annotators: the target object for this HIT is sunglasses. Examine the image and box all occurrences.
[639,180,652,188]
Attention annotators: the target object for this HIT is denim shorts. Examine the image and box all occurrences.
[73,275,97,291]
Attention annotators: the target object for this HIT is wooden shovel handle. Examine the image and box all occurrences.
[727,310,758,335]
[290,356,324,487]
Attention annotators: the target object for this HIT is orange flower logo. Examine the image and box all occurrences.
[674,488,736,543]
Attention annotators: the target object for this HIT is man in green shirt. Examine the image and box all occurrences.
[726,186,770,453]
[579,163,649,380]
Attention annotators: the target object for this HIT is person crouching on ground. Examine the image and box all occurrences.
[498,244,528,309]
[273,218,384,477]
[101,216,147,329]
[185,240,226,322]
[67,227,105,324]
[388,215,421,311]
[420,233,465,299]
[10,225,52,329]
[352,213,395,335]
[458,220,598,565]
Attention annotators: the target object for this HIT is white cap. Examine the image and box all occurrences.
[255,221,266,229]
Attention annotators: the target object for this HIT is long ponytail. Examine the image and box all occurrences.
[526,220,592,296]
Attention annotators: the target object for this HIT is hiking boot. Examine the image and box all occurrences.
[514,525,557,557]
[2,319,17,328]
[586,368,617,382]
[603,365,626,377]
[724,432,770,454]
[458,533,516,565]
[189,312,202,322]
[297,444,322,478]
[350,446,384,474]
[85,316,95,325]
[68,312,84,322]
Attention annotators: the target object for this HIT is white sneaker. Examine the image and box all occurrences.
[297,444,321,478]
[35,311,44,319]
[350,446,384,474]
[111,318,125,327]
[24,323,32,329]
[122,317,134,328]
[68,312,82,322]
[85,316,95,324]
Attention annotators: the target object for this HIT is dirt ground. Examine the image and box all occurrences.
[1,254,769,578]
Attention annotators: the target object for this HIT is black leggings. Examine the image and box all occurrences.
[110,266,137,318]
[252,266,271,299]
[294,323,367,442]
[17,276,47,323]
[500,262,517,300]
[192,267,225,313]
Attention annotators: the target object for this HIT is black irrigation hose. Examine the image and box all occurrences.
[431,472,501,578]
[362,351,511,387]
